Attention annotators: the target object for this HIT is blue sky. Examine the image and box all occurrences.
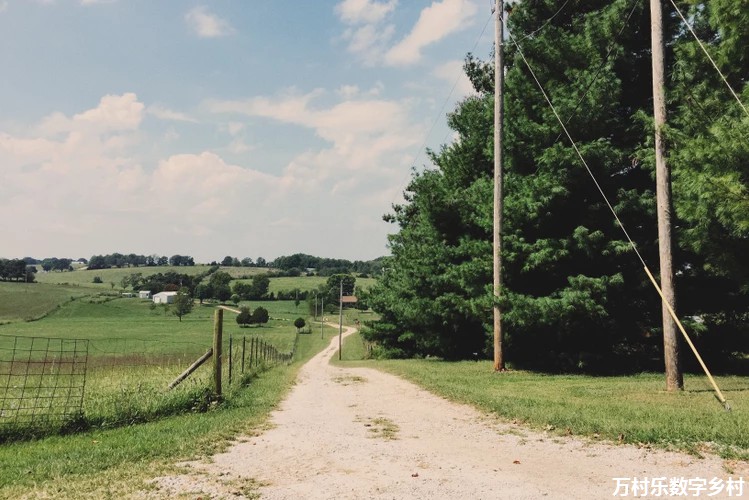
[1,0,491,263]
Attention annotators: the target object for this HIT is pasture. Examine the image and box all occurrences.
[0,293,306,441]
[256,275,378,295]
[0,282,89,323]
[33,265,214,288]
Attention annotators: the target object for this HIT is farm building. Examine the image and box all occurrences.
[341,296,358,306]
[152,291,178,304]
[139,290,152,300]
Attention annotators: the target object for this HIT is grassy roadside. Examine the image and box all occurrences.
[336,332,749,461]
[0,326,338,498]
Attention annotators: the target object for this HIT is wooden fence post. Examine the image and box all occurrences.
[228,335,233,385]
[241,336,246,374]
[213,308,223,396]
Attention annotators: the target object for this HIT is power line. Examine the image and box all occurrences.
[667,0,749,119]
[552,0,641,145]
[390,11,493,208]
[508,31,647,269]
[508,28,728,409]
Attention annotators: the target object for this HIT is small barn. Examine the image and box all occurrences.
[341,296,358,307]
[139,290,152,300]
[153,291,178,304]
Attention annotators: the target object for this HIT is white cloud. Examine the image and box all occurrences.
[206,88,423,202]
[72,92,144,131]
[432,59,475,96]
[335,0,397,65]
[80,0,116,5]
[385,0,477,66]
[0,94,300,260]
[147,104,198,123]
[185,6,235,38]
[0,2,8,13]
[335,0,398,25]
[337,85,360,99]
[227,122,245,136]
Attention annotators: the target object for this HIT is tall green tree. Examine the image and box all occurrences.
[368,0,664,369]
[667,0,749,359]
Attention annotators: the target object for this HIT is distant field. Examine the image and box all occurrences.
[0,282,90,323]
[0,297,304,353]
[34,265,212,288]
[0,296,305,440]
[262,276,378,295]
[218,266,273,279]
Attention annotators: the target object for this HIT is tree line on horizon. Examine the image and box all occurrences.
[8,253,385,277]
[364,0,748,373]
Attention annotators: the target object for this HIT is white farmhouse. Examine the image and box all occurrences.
[139,290,152,300]
[152,291,178,304]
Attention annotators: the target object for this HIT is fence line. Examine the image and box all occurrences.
[0,320,297,439]
[0,335,88,428]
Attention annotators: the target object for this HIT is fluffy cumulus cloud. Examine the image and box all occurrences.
[335,0,397,24]
[335,0,397,64]
[207,88,421,180]
[385,0,478,66]
[0,91,403,260]
[0,93,293,259]
[147,104,198,123]
[185,6,235,38]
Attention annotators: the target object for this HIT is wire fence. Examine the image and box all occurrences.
[226,333,298,386]
[0,329,295,441]
[0,335,88,428]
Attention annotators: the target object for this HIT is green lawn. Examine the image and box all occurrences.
[337,330,749,461]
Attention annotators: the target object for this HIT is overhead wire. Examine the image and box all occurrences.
[507,28,729,410]
[667,0,749,120]
[552,0,641,145]
[390,11,493,210]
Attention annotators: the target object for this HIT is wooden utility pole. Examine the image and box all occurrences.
[650,0,682,391]
[338,280,343,361]
[493,0,505,371]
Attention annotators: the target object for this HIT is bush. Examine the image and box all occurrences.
[252,306,269,325]
[294,317,306,332]
[92,276,102,284]
[236,307,252,327]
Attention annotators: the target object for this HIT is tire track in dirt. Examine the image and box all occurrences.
[149,326,743,499]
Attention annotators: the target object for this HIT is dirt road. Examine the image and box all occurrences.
[151,327,744,499]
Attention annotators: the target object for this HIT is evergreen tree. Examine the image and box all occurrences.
[667,0,749,359]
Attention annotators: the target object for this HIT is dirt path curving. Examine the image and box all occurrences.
[150,326,744,499]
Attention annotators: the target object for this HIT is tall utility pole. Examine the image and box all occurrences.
[493,0,505,371]
[650,0,682,391]
[321,296,325,339]
[338,280,343,361]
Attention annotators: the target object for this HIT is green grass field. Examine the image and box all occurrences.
[0,323,342,497]
[263,275,377,295]
[0,282,90,323]
[33,265,213,288]
[336,332,749,461]
[0,295,308,442]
